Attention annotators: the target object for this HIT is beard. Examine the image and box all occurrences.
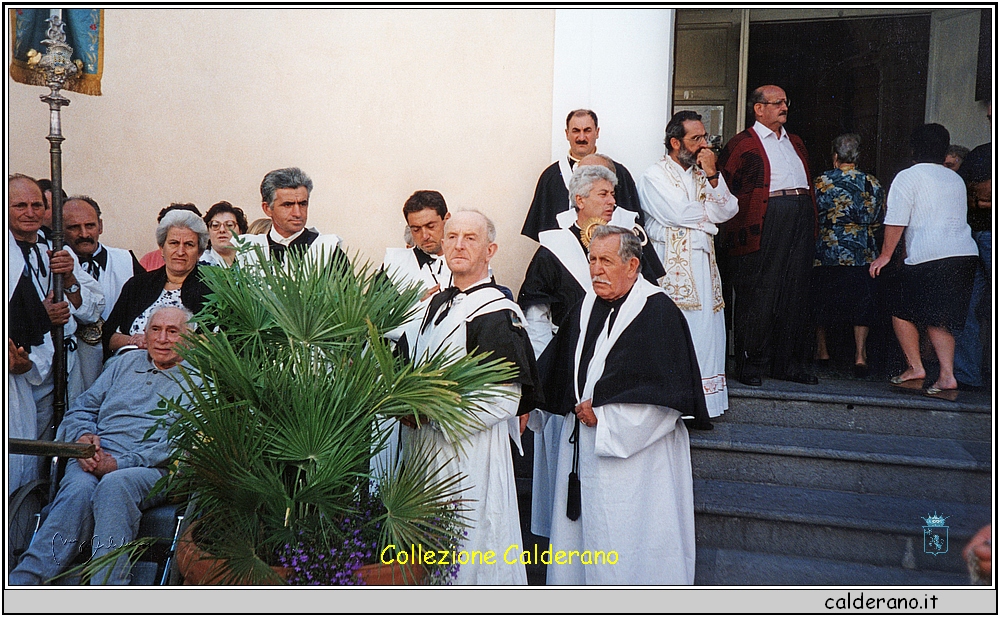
[677,146,699,168]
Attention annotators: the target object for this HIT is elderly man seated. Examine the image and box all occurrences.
[10,306,198,585]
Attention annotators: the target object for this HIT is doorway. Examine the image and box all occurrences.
[747,15,931,184]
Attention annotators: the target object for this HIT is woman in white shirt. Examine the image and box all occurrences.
[869,124,978,399]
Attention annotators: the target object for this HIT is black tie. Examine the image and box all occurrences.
[16,240,46,277]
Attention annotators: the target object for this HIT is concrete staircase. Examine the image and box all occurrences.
[691,377,992,585]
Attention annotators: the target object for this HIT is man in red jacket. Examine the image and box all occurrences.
[718,85,818,387]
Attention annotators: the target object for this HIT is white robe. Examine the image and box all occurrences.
[75,244,136,391]
[8,231,104,434]
[234,228,343,267]
[527,207,643,538]
[638,157,738,417]
[546,279,696,585]
[407,280,527,585]
[372,247,451,484]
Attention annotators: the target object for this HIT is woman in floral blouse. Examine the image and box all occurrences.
[812,134,885,377]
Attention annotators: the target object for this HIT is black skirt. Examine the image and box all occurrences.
[811,265,876,327]
[892,256,978,333]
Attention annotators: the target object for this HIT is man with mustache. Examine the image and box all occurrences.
[638,111,739,418]
[521,109,645,241]
[719,85,819,387]
[517,163,661,540]
[536,225,711,584]
[63,196,143,389]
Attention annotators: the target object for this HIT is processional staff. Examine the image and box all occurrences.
[33,9,79,431]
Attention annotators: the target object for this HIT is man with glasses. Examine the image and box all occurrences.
[719,85,819,387]
[638,111,738,418]
[63,195,143,389]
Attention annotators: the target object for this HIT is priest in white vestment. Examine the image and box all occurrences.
[405,211,540,585]
[537,225,712,585]
[638,111,739,418]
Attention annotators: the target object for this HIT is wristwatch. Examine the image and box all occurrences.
[65,282,80,294]
[705,172,720,181]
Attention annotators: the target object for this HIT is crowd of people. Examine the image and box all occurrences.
[7,83,991,585]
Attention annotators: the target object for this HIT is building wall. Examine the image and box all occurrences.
[7,8,678,295]
[7,9,555,289]
[925,9,992,149]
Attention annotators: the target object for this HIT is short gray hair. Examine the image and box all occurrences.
[448,209,496,242]
[156,209,210,252]
[590,224,642,263]
[260,167,313,207]
[568,165,618,211]
[145,305,195,332]
[831,133,862,164]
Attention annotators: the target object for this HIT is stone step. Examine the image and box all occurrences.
[695,547,972,586]
[694,479,990,575]
[724,378,991,440]
[690,423,991,503]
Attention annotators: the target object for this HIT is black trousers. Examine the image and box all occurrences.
[733,194,815,378]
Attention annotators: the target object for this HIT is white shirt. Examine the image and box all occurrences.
[269,227,304,246]
[883,163,978,265]
[752,121,809,191]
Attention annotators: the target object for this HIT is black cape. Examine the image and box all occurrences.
[521,159,645,241]
[537,286,712,430]
[415,283,544,416]
[518,227,666,330]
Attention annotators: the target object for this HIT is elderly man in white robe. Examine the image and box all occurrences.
[404,210,540,585]
[538,225,711,585]
[638,111,738,418]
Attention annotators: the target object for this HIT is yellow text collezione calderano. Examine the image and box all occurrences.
[380,544,619,566]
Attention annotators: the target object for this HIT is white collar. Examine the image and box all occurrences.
[456,275,492,292]
[753,120,787,141]
[269,227,304,246]
[664,155,694,176]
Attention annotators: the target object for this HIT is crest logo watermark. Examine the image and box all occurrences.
[921,513,949,556]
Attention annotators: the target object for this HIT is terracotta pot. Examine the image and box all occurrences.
[357,561,426,585]
[176,524,287,585]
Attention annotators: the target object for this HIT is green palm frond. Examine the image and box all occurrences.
[165,245,515,584]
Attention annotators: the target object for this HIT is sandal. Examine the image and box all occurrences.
[889,375,924,390]
[925,386,959,401]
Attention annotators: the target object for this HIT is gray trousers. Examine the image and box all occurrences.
[9,460,165,585]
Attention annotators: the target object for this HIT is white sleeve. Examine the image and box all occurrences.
[883,171,914,227]
[25,332,55,386]
[438,384,521,444]
[638,165,713,232]
[592,403,683,459]
[703,174,740,226]
[69,259,104,324]
[523,304,554,359]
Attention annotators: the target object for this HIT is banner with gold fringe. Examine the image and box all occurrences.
[9,8,104,96]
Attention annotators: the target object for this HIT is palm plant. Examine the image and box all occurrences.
[161,246,517,584]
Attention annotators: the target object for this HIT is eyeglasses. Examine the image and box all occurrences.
[760,99,790,108]
[210,221,238,231]
[684,134,709,143]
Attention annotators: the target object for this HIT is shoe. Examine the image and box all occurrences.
[815,358,831,368]
[738,374,762,387]
[925,386,959,401]
[853,363,869,378]
[774,372,818,385]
